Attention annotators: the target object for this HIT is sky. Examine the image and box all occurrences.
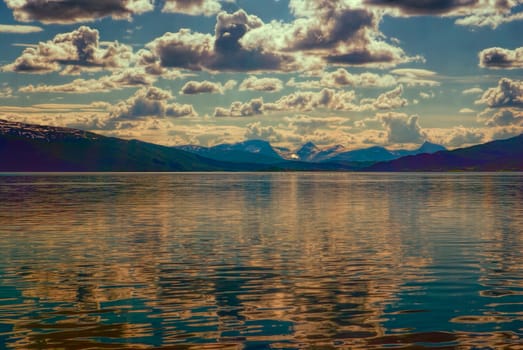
[0,0,522,150]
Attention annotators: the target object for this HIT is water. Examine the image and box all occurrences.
[0,173,522,349]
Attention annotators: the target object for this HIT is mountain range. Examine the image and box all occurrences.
[294,141,446,163]
[176,140,284,164]
[0,119,521,172]
[176,139,446,164]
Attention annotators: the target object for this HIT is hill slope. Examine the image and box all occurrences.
[367,134,523,171]
[0,120,263,172]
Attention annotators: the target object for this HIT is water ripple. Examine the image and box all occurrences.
[1,173,522,349]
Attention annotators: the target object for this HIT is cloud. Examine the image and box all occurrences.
[0,85,13,98]
[142,3,418,73]
[162,0,221,16]
[365,0,523,28]
[215,84,410,117]
[4,0,153,24]
[490,125,523,139]
[419,91,435,99]
[142,10,300,73]
[214,98,265,117]
[271,88,358,112]
[325,45,417,68]
[455,11,523,28]
[286,3,375,51]
[287,69,398,89]
[369,85,408,110]
[320,68,397,88]
[243,0,418,68]
[365,0,479,15]
[239,76,284,92]
[390,68,440,86]
[214,88,359,116]
[459,108,476,113]
[180,79,236,94]
[485,108,523,126]
[286,78,322,89]
[19,69,154,93]
[244,116,352,146]
[140,29,214,71]
[479,47,523,69]
[441,126,485,147]
[378,112,425,143]
[463,87,483,95]
[476,78,523,108]
[0,24,43,33]
[284,115,350,135]
[475,78,523,130]
[2,26,132,74]
[244,122,285,142]
[110,86,196,121]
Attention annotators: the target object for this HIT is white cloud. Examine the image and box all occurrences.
[462,87,483,95]
[0,24,43,34]
[370,85,408,110]
[19,69,155,93]
[390,68,440,86]
[180,80,236,95]
[110,87,196,122]
[320,68,398,88]
[476,78,523,108]
[2,26,132,74]
[162,0,221,16]
[239,76,284,92]
[484,108,523,126]
[378,112,425,143]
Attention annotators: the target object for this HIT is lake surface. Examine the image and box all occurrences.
[0,173,522,349]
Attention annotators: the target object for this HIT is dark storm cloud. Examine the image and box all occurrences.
[242,0,417,68]
[363,0,523,28]
[479,47,523,69]
[364,0,479,15]
[4,0,153,24]
[288,8,374,51]
[326,50,398,66]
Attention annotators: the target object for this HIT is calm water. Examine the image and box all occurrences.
[0,173,522,349]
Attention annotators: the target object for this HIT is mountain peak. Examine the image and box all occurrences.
[300,141,317,149]
[326,144,345,152]
[418,141,446,154]
[296,142,320,161]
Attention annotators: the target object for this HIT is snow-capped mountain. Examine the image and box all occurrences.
[176,140,284,164]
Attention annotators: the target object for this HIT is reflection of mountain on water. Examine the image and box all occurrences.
[1,173,522,348]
